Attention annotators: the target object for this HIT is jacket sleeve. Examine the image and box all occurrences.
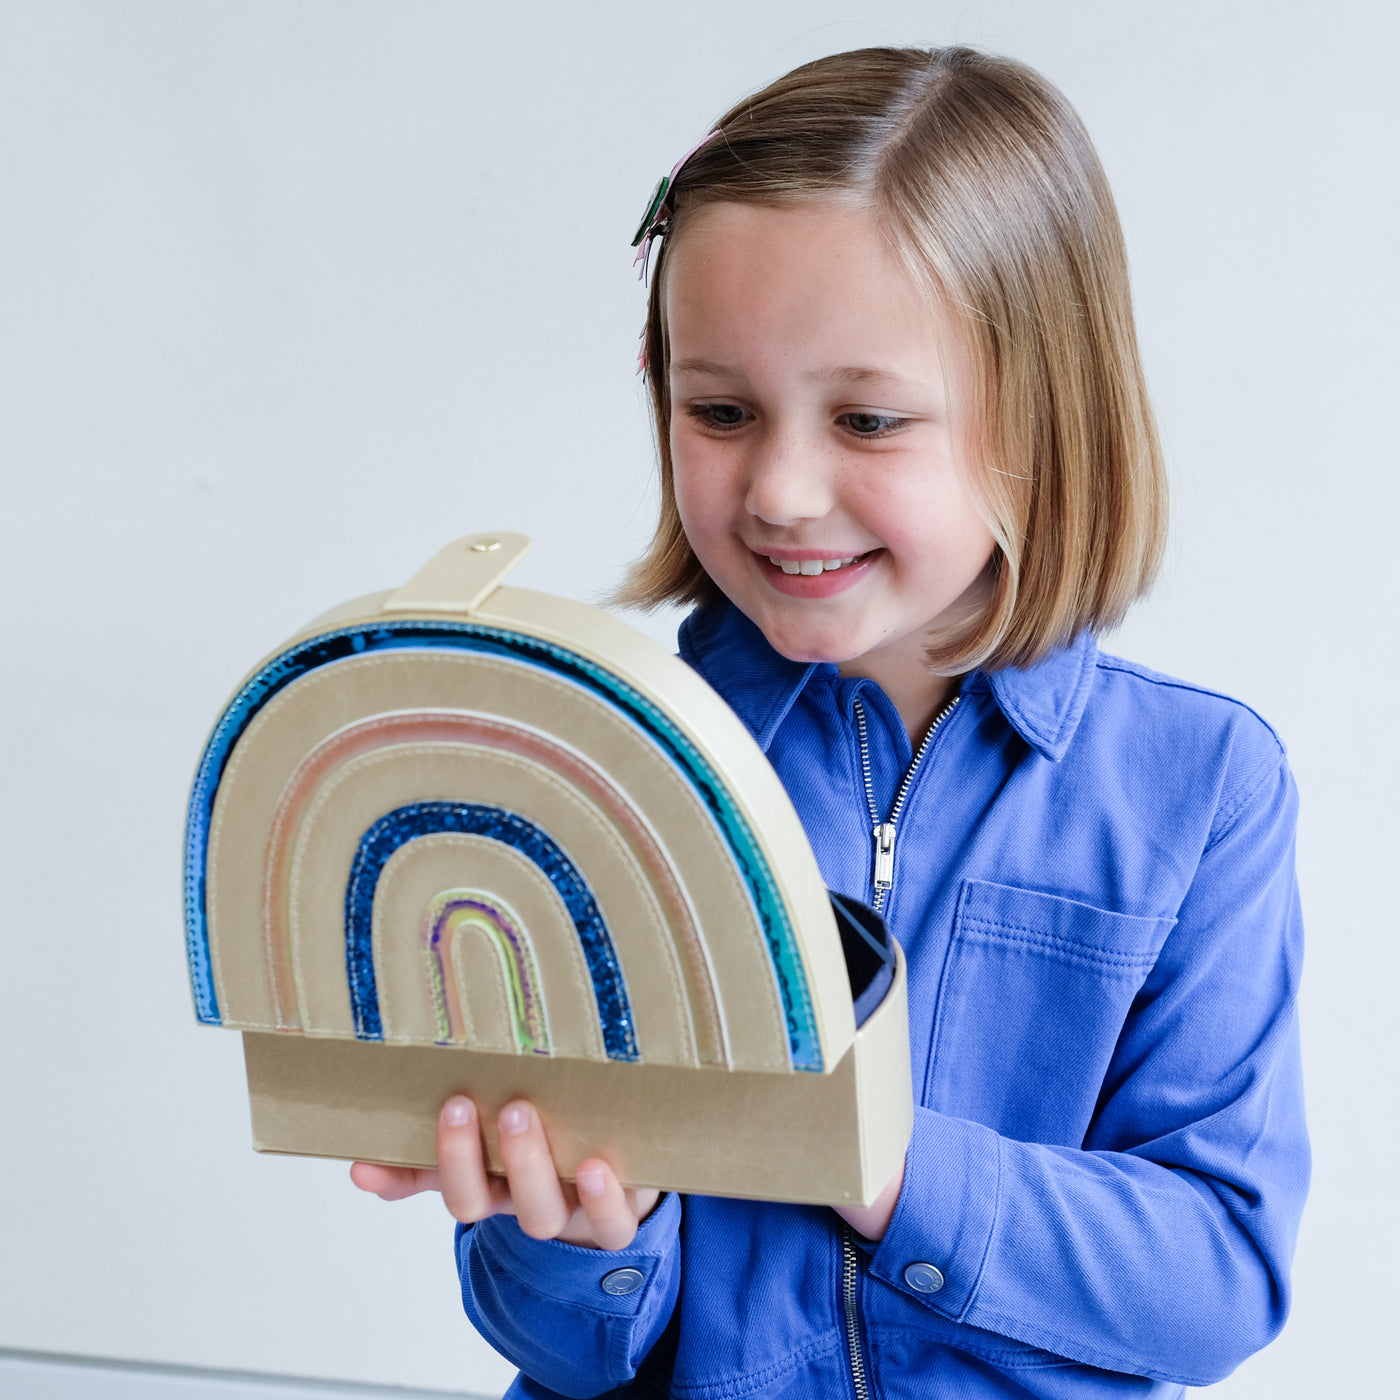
[457,1191,683,1398]
[868,750,1309,1387]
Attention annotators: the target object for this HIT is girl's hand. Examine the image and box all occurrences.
[831,1151,906,1243]
[349,1095,660,1252]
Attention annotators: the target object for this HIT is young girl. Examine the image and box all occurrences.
[353,46,1308,1398]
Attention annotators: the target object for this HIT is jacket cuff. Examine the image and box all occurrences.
[868,1108,1001,1319]
[458,1190,681,1312]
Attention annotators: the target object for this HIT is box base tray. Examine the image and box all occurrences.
[242,1017,910,1207]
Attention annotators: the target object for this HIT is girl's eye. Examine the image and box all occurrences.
[839,412,907,438]
[687,403,749,431]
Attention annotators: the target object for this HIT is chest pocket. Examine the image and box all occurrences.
[925,879,1175,1146]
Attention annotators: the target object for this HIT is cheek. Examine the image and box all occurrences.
[671,441,731,547]
[671,458,704,542]
[875,477,996,580]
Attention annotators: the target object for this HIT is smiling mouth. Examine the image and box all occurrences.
[764,551,874,576]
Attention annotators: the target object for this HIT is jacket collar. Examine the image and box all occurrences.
[677,602,827,750]
[978,627,1099,761]
[679,601,1099,762]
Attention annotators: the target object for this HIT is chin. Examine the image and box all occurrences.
[754,622,864,667]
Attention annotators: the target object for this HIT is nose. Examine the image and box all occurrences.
[743,427,834,526]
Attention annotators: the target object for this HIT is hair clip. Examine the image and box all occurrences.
[632,129,722,283]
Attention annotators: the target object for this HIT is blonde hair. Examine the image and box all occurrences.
[616,46,1166,673]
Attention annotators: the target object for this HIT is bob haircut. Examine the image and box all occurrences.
[617,45,1167,674]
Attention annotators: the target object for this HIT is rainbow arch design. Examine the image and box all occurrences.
[185,612,834,1074]
[346,802,635,1058]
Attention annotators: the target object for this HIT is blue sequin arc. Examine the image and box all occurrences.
[345,802,638,1061]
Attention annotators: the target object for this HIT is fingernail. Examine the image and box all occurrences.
[576,1166,605,1199]
[441,1097,475,1128]
[500,1104,530,1136]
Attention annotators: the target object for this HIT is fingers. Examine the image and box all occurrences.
[349,1160,440,1201]
[561,1161,653,1251]
[437,1096,508,1224]
[496,1101,574,1239]
[423,1095,649,1251]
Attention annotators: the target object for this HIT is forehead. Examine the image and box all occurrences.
[661,200,961,380]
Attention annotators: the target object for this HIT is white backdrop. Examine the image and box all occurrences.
[1,1,1396,1395]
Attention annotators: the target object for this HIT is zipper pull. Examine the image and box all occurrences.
[872,822,896,894]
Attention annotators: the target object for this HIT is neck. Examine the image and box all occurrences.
[837,655,961,745]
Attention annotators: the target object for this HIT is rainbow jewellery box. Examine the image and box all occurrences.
[183,533,913,1206]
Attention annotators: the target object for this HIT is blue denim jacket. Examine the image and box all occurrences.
[457,603,1309,1398]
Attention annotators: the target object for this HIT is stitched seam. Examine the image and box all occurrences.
[485,1251,644,1321]
[963,912,1164,944]
[962,908,1164,937]
[1095,655,1289,853]
[670,1333,843,1399]
[964,1307,1213,1387]
[923,880,975,1102]
[990,637,1097,754]
[957,1128,1003,1324]
[1093,659,1288,753]
[959,923,1160,969]
[1047,635,1099,748]
[869,1325,1068,1368]
[753,660,821,748]
[1010,708,1054,749]
[1063,653,1097,742]
[1205,752,1285,851]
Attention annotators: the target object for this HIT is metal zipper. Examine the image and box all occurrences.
[842,693,960,1396]
[841,1225,871,1400]
[853,692,961,914]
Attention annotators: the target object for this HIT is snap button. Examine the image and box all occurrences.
[903,1261,945,1294]
[600,1267,645,1296]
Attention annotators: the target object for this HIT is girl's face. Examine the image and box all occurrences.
[664,201,996,693]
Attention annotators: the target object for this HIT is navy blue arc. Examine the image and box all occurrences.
[346,801,638,1060]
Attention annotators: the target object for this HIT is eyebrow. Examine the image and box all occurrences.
[669,358,910,387]
[820,366,906,387]
[669,357,738,378]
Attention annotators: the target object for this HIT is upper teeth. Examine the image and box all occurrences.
[770,556,859,576]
